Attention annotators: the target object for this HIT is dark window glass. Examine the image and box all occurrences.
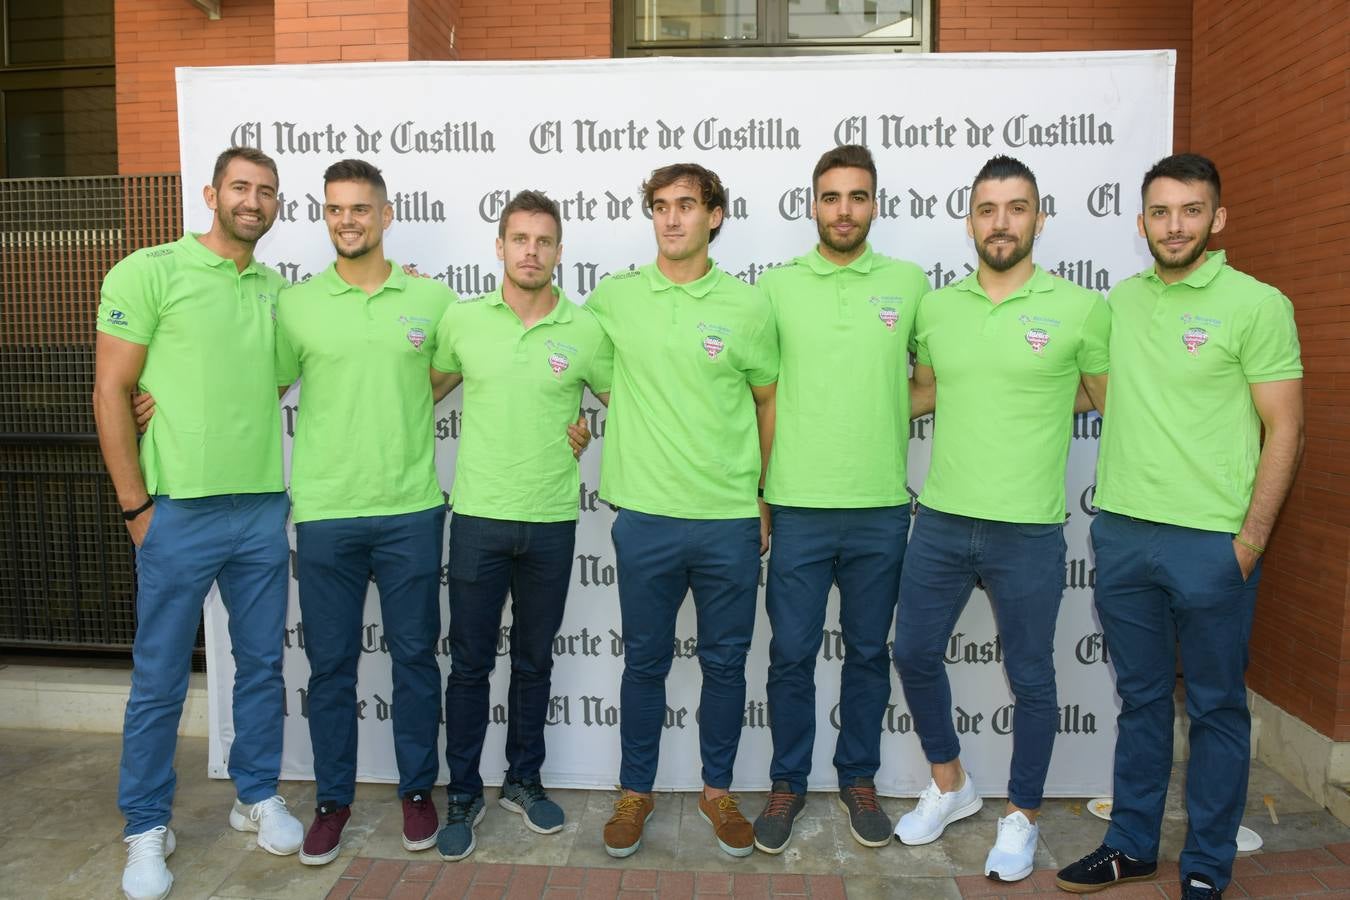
[4,86,116,176]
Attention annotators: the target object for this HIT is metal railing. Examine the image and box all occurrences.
[0,174,183,653]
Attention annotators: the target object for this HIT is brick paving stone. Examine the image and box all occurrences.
[328,879,360,900]
[955,873,1038,895]
[1233,872,1327,897]
[1310,892,1350,899]
[694,872,732,895]
[1320,867,1350,889]
[544,890,581,900]
[356,859,409,898]
[346,858,376,878]
[1257,847,1339,872]
[404,862,443,882]
[658,870,694,898]
[389,883,431,900]
[428,865,480,900]
[1328,843,1350,866]
[466,883,506,900]
[622,869,659,890]
[730,873,769,898]
[619,891,656,900]
[507,865,551,899]
[804,875,845,900]
[584,867,623,897]
[1233,856,1267,877]
[769,873,806,894]
[550,867,587,888]
[476,863,514,885]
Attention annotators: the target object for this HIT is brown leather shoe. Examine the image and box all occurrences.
[603,793,654,858]
[698,793,753,857]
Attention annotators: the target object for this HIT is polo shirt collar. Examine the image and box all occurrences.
[645,260,721,298]
[802,243,875,276]
[1144,249,1227,289]
[180,232,271,278]
[952,264,1053,302]
[484,286,575,325]
[321,259,406,296]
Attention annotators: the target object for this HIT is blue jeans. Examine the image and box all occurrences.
[892,504,1066,809]
[765,505,907,792]
[295,505,445,805]
[444,513,577,796]
[119,492,290,836]
[612,510,760,793]
[1093,510,1262,891]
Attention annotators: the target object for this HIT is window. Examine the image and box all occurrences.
[617,0,930,56]
[1,0,116,177]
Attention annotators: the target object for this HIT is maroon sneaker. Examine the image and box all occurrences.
[402,791,439,851]
[299,802,350,866]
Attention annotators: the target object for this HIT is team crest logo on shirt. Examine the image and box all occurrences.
[1182,327,1209,355]
[1025,328,1051,354]
[406,327,427,351]
[702,335,725,359]
[548,352,570,376]
[697,322,732,361]
[878,307,899,330]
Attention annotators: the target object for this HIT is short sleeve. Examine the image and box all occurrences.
[96,255,158,345]
[586,331,615,394]
[743,300,780,387]
[1239,292,1303,383]
[1076,294,1111,375]
[430,304,462,374]
[583,278,615,336]
[914,293,933,367]
[274,310,300,387]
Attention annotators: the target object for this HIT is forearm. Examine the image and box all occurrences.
[1238,424,1304,548]
[909,378,935,418]
[93,386,149,507]
[755,397,775,488]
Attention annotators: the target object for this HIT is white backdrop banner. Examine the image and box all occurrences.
[183,50,1174,796]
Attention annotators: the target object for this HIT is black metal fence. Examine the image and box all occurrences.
[0,174,183,653]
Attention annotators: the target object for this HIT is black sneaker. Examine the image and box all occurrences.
[499,775,564,834]
[837,776,892,848]
[1056,843,1158,893]
[1181,873,1222,899]
[436,793,485,862]
[753,781,806,854]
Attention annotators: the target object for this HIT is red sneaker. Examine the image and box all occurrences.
[402,791,438,851]
[299,802,350,866]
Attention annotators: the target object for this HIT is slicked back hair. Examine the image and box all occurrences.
[970,155,1039,209]
[211,146,278,190]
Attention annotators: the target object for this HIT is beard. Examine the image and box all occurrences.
[217,203,270,245]
[976,230,1035,273]
[817,216,870,256]
[1147,223,1213,273]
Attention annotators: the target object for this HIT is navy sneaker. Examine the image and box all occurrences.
[436,793,485,861]
[1055,843,1158,893]
[499,775,564,834]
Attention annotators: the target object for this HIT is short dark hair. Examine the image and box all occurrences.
[970,155,1039,209]
[211,146,278,190]
[813,144,877,194]
[641,163,728,243]
[1141,153,1221,204]
[323,158,387,197]
[498,190,562,241]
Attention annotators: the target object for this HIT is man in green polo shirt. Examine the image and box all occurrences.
[274,159,453,867]
[1057,154,1303,900]
[429,190,613,861]
[94,146,304,900]
[751,144,930,854]
[890,156,1109,884]
[586,163,779,860]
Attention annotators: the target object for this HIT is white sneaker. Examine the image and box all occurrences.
[984,811,1038,882]
[894,774,983,845]
[229,795,303,856]
[122,825,176,900]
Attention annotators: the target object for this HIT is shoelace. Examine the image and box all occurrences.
[994,814,1035,850]
[445,798,478,825]
[513,780,548,805]
[1079,844,1120,871]
[913,782,942,816]
[125,825,167,866]
[611,795,649,824]
[844,785,880,813]
[711,795,745,821]
[764,791,798,817]
[251,794,290,826]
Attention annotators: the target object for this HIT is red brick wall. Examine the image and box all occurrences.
[936,0,1192,151]
[274,0,411,64]
[456,0,610,60]
[1189,0,1350,738]
[409,0,460,60]
[115,0,275,173]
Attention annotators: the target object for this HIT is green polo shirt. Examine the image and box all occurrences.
[275,262,453,523]
[584,262,779,519]
[759,244,928,507]
[916,266,1110,524]
[431,287,613,522]
[1095,251,1302,533]
[95,233,285,498]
